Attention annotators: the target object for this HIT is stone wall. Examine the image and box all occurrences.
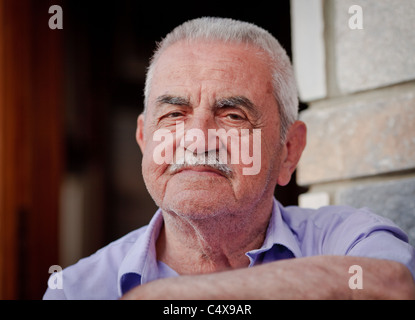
[291,0,415,245]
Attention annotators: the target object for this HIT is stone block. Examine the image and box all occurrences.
[333,0,415,94]
[336,177,415,246]
[299,191,330,209]
[297,83,415,184]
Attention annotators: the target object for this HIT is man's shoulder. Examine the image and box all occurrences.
[281,203,403,229]
[43,225,149,300]
[282,204,385,227]
[96,225,149,257]
[74,225,149,269]
[279,204,408,255]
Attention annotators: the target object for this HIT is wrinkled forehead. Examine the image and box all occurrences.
[148,40,274,107]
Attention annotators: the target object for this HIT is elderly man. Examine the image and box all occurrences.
[44,17,415,300]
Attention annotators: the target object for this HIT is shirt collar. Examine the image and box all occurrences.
[118,198,302,296]
[117,208,164,296]
[245,198,302,264]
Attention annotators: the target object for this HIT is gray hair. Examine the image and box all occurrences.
[144,17,298,140]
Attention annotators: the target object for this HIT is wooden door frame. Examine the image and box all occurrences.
[0,0,63,299]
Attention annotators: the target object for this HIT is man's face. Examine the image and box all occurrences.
[137,40,286,219]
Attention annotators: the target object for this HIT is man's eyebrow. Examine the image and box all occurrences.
[155,95,260,116]
[216,96,259,116]
[156,95,190,106]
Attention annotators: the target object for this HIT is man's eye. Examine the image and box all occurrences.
[226,113,244,121]
[166,112,184,118]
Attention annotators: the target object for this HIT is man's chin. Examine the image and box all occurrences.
[162,191,235,220]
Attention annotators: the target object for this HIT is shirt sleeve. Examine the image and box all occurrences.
[346,229,415,280]
[321,207,415,280]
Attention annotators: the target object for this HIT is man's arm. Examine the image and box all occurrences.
[121,256,415,300]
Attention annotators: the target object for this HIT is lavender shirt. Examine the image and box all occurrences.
[43,198,415,300]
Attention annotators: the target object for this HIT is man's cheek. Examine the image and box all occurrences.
[240,129,262,176]
[151,128,175,165]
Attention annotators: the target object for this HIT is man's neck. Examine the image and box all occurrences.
[156,199,273,275]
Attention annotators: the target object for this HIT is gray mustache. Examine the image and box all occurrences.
[168,151,233,176]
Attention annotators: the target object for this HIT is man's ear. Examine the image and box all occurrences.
[136,113,146,153]
[277,121,307,186]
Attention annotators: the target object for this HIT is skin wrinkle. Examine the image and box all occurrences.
[155,94,264,130]
[159,198,271,274]
[144,30,298,138]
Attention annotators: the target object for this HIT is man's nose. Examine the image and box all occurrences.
[181,113,219,154]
